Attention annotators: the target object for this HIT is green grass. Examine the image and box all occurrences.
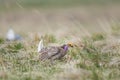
[0,38,4,44]
[0,31,120,80]
[91,33,106,41]
[111,23,120,37]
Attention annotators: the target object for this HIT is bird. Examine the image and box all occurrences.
[6,27,22,41]
[38,39,73,61]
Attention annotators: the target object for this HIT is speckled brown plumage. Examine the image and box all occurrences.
[39,45,69,61]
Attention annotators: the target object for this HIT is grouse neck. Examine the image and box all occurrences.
[64,45,68,51]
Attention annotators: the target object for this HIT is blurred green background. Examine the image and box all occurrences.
[0,0,120,11]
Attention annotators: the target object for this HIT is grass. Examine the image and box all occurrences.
[0,28,120,80]
[0,38,4,44]
[91,33,106,41]
[111,23,120,37]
